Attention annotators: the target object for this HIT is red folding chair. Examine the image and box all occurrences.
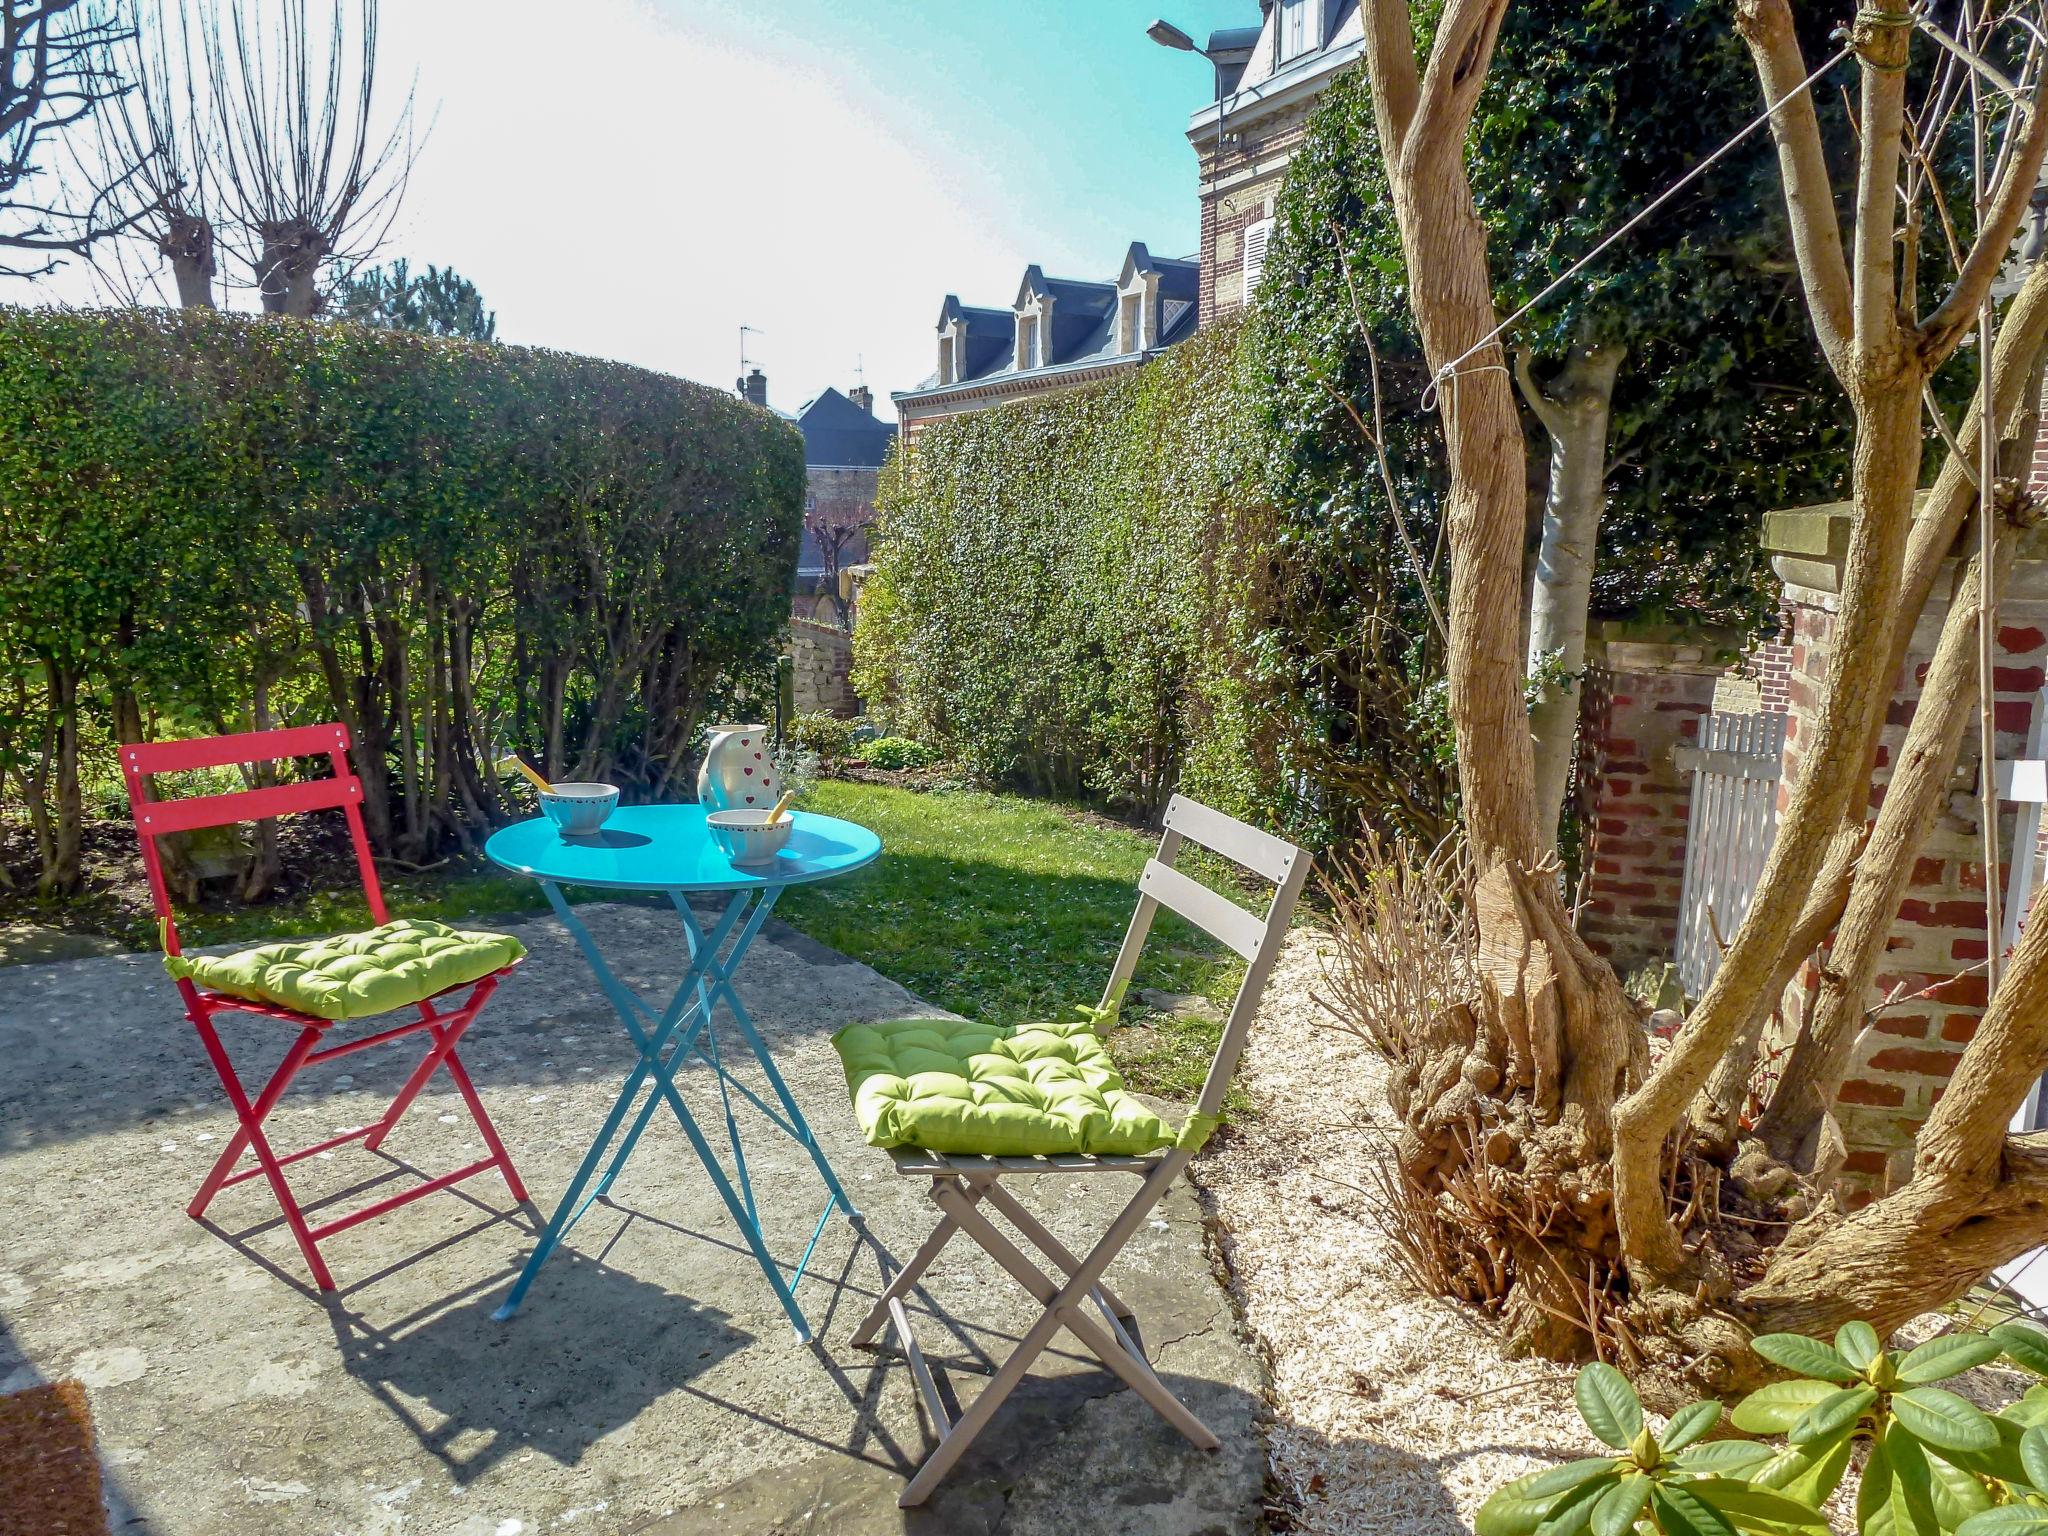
[122,722,528,1291]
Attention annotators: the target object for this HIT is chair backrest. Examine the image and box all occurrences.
[1098,793,1310,1123]
[122,723,385,956]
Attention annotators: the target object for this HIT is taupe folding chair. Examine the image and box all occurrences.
[831,794,1309,1507]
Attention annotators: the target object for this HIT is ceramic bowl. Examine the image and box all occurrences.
[707,808,793,865]
[539,782,619,837]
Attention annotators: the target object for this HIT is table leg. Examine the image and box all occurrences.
[491,884,736,1322]
[497,884,850,1341]
[592,889,745,1201]
[672,889,860,1223]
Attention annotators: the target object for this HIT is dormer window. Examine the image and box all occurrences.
[1118,293,1142,354]
[938,331,957,386]
[1278,0,1315,61]
[1016,314,1041,371]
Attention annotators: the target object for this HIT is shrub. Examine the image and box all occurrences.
[1480,1321,2048,1536]
[787,711,859,761]
[861,736,941,772]
[0,307,803,886]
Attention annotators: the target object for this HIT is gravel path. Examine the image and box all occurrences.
[1195,927,1607,1535]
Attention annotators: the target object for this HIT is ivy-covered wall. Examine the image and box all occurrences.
[858,35,1862,847]
[854,317,1299,823]
[0,307,804,889]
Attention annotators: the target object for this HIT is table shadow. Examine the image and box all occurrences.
[326,1246,753,1485]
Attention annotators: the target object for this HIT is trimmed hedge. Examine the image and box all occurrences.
[854,318,1292,821]
[0,307,803,888]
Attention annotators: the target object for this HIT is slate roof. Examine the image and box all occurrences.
[899,243,1202,403]
[793,386,896,468]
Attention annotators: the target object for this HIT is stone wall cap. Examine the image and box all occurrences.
[1764,491,2048,560]
[1769,492,2048,600]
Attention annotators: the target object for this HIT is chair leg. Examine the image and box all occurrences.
[979,1179,1137,1322]
[185,1015,336,1290]
[898,1273,1075,1506]
[892,1160,1213,1508]
[438,1047,527,1203]
[849,1177,979,1349]
[188,1022,323,1219]
[933,1183,1219,1450]
[183,986,527,1292]
[363,980,494,1152]
[360,978,526,1204]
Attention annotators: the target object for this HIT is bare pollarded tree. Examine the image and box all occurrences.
[0,0,148,276]
[1334,0,2048,1387]
[82,0,217,305]
[88,0,413,313]
[202,0,414,315]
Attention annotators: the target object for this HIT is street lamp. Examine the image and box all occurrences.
[1146,17,1234,195]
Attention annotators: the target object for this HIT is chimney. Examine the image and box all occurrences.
[737,368,768,408]
[849,384,873,415]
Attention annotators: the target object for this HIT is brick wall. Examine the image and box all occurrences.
[1762,503,2048,1200]
[1197,103,1314,324]
[789,617,857,719]
[1575,627,1734,976]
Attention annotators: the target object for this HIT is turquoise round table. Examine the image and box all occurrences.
[483,805,881,1340]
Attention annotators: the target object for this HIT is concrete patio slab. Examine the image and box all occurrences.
[0,903,1264,1535]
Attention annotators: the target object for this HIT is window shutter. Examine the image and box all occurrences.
[1242,218,1274,294]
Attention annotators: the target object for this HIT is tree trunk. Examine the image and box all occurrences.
[159,212,216,309]
[1356,0,1649,1355]
[258,220,328,317]
[1516,342,1626,851]
[45,661,83,896]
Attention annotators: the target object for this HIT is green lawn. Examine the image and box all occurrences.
[140,778,1248,1108]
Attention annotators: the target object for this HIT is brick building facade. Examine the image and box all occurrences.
[1181,0,1362,323]
[1760,504,2048,1197]
[1574,505,2048,1202]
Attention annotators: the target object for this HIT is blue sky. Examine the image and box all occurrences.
[1,0,1256,412]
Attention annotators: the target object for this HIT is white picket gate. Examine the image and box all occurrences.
[1674,712,1787,997]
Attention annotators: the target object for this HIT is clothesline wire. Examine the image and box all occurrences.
[1424,40,1857,405]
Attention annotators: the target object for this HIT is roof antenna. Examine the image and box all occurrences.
[738,324,763,393]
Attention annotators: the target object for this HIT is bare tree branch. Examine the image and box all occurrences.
[197,0,415,315]
[0,0,147,274]
[1921,51,2048,359]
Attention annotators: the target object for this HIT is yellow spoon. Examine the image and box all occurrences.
[498,754,556,796]
[766,789,797,823]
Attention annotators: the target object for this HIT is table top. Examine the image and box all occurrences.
[483,804,882,893]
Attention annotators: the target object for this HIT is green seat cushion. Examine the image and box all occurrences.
[165,919,524,1022]
[830,1016,1182,1157]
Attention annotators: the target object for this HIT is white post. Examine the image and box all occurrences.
[2001,686,2047,1140]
